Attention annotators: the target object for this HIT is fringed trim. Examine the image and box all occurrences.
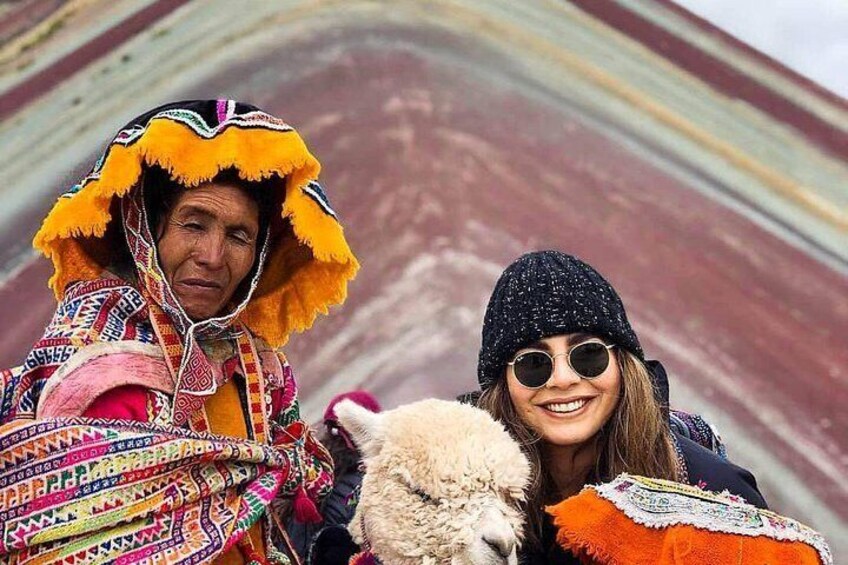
[548,495,620,565]
[547,484,830,565]
[242,254,357,347]
[33,118,358,348]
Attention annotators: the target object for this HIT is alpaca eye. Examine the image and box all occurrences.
[412,487,432,503]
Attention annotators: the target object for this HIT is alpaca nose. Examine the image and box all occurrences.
[478,507,517,562]
[483,534,515,559]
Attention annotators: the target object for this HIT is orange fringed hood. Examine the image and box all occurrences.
[547,474,831,565]
[33,99,359,348]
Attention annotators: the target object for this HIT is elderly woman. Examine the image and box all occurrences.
[0,100,358,564]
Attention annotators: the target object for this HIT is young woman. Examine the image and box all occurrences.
[476,251,766,562]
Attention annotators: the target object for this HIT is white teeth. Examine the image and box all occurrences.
[545,399,589,413]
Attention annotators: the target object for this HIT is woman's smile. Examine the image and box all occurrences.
[536,396,596,417]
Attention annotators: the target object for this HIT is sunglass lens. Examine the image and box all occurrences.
[513,352,553,388]
[570,342,610,378]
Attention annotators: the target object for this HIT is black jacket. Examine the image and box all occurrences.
[674,433,767,508]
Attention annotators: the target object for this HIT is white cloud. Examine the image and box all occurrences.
[675,0,848,98]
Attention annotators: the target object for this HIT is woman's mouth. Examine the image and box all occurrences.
[178,278,222,291]
[539,397,593,415]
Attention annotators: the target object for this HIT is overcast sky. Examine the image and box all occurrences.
[676,0,848,99]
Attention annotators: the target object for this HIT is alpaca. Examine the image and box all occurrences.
[334,398,530,565]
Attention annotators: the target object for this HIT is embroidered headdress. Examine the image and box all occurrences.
[34,99,358,348]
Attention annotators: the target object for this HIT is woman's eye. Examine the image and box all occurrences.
[180,221,203,231]
[514,349,544,362]
[229,232,252,245]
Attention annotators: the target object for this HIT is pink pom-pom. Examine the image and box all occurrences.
[349,551,379,565]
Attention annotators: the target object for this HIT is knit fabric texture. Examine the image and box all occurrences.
[478,250,643,390]
[324,390,382,425]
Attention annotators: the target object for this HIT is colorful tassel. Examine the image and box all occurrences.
[293,485,322,524]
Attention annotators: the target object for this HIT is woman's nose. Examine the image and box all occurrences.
[194,232,226,269]
[546,353,581,388]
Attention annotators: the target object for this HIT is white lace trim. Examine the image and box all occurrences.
[590,474,832,565]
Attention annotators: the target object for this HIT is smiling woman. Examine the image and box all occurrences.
[476,250,767,563]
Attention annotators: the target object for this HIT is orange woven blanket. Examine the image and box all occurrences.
[548,474,830,565]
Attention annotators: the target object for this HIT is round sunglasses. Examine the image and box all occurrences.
[507,341,616,388]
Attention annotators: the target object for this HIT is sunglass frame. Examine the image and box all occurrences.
[507,341,616,388]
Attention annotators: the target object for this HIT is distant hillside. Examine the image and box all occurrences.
[0,0,845,555]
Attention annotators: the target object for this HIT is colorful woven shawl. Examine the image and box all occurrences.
[0,418,289,564]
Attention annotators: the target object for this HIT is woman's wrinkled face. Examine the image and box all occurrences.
[156,182,259,321]
[506,333,621,448]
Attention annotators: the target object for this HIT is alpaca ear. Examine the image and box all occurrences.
[333,399,385,459]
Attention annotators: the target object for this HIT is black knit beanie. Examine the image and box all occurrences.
[477,251,644,390]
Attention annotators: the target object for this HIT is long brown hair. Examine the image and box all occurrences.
[478,348,679,551]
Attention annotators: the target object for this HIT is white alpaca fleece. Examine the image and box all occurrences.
[335,399,530,565]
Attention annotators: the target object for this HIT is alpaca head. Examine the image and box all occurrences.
[335,398,530,565]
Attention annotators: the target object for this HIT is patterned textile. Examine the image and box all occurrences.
[0,275,333,493]
[0,418,289,564]
[670,409,728,459]
[1,279,154,423]
[549,474,832,565]
[2,100,348,562]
